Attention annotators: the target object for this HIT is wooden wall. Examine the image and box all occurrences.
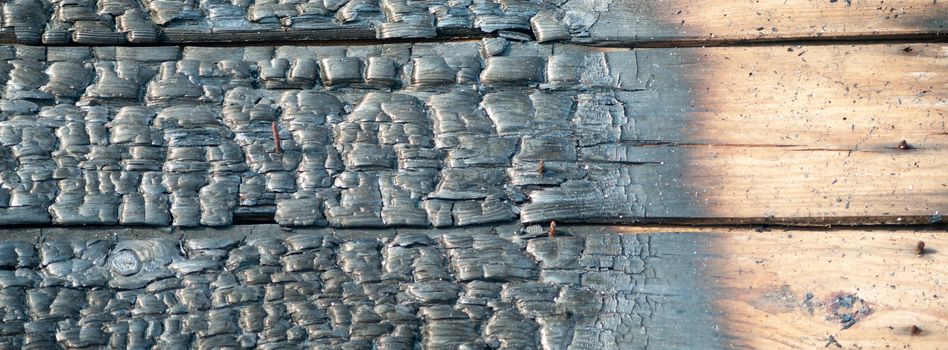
[0,0,945,349]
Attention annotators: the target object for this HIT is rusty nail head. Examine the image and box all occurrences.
[272,121,283,154]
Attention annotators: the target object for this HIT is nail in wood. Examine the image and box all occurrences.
[272,121,282,154]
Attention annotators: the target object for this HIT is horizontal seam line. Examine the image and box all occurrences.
[1,32,945,48]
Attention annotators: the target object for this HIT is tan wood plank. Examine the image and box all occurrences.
[571,0,948,45]
[681,226,948,350]
[606,225,948,349]
[545,43,948,225]
[628,43,947,148]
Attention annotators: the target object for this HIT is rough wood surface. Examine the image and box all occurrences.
[0,224,941,349]
[615,225,948,350]
[0,42,944,227]
[0,0,945,44]
[618,43,948,224]
[566,0,948,45]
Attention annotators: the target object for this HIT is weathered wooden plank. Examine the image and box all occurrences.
[615,225,948,350]
[0,224,941,349]
[1,0,945,45]
[567,0,948,45]
[0,43,944,227]
[581,43,948,224]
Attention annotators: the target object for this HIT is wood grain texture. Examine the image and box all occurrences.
[591,42,948,225]
[0,42,944,227]
[566,0,948,45]
[0,224,941,349]
[608,225,948,349]
[1,0,945,45]
[680,226,948,350]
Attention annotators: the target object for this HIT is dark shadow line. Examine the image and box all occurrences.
[585,32,948,49]
[0,30,944,48]
[3,216,947,230]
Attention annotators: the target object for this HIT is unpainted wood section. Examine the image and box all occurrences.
[617,43,948,223]
[693,227,947,350]
[582,0,948,45]
[609,226,948,349]
[632,43,948,148]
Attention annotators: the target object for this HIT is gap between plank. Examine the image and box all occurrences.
[1,32,944,48]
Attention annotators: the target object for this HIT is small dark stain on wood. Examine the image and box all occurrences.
[898,140,913,150]
[802,292,817,315]
[824,335,842,348]
[827,292,872,330]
